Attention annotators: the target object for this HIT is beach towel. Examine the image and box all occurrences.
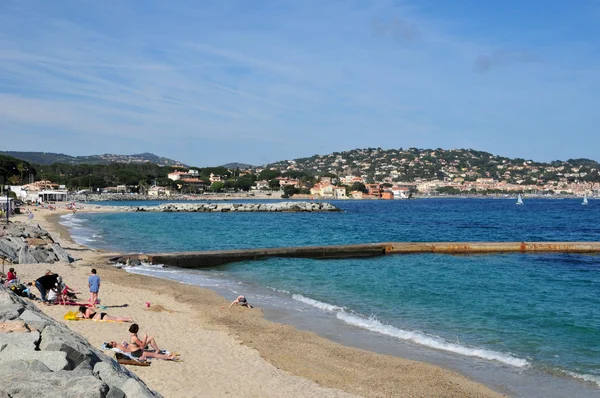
[101,343,150,365]
[54,301,89,307]
[100,342,181,362]
[63,311,80,321]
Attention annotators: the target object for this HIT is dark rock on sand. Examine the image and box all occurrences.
[0,221,75,264]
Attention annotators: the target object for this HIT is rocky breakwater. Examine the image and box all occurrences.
[132,201,340,212]
[0,222,74,264]
[0,286,160,397]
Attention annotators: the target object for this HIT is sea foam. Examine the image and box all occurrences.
[336,311,529,368]
[291,293,529,368]
[292,294,344,312]
[564,371,600,387]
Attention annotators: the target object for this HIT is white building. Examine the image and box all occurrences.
[38,190,68,202]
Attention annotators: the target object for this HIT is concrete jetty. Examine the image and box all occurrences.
[111,241,600,269]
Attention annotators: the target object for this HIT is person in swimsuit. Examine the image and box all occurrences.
[129,323,163,353]
[229,295,253,308]
[107,340,176,360]
[78,306,133,322]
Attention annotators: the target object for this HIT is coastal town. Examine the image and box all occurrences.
[1,148,598,207]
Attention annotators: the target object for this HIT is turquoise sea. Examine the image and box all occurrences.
[61,198,600,397]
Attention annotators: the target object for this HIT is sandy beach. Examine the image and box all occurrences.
[8,205,504,398]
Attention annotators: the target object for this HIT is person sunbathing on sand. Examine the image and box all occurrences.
[229,295,253,308]
[128,323,163,353]
[78,305,133,322]
[107,341,176,360]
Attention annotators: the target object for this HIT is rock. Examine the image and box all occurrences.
[130,257,141,266]
[18,309,54,331]
[106,386,126,398]
[39,324,107,370]
[51,243,74,263]
[0,304,23,321]
[93,361,133,393]
[0,370,108,398]
[130,201,340,213]
[31,246,53,263]
[0,238,22,263]
[0,221,71,264]
[0,290,17,306]
[0,346,68,371]
[0,359,52,373]
[17,246,38,264]
[94,361,159,398]
[122,378,160,398]
[0,329,39,350]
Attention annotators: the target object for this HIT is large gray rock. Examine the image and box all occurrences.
[0,330,40,351]
[93,361,134,393]
[17,245,38,264]
[18,308,54,331]
[39,324,107,370]
[0,290,17,306]
[51,243,74,263]
[1,221,72,264]
[31,246,54,263]
[0,347,68,371]
[0,370,109,398]
[122,378,159,398]
[0,304,23,321]
[0,238,22,262]
[94,361,160,398]
[0,359,51,374]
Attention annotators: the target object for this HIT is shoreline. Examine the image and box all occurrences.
[11,207,503,397]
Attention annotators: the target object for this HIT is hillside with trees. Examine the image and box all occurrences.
[0,155,36,186]
[0,151,187,167]
[2,147,600,196]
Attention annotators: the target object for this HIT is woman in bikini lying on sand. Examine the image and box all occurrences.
[78,305,133,322]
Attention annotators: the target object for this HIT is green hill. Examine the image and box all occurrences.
[0,151,187,167]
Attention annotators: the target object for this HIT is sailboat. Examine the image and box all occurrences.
[582,194,588,205]
[516,194,524,205]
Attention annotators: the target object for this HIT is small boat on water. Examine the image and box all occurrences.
[582,195,588,205]
[516,194,524,205]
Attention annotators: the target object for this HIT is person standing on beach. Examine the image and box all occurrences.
[88,268,101,308]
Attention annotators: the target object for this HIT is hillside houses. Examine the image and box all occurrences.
[263,148,600,196]
[5,148,600,198]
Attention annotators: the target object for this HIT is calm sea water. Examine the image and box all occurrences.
[62,198,600,397]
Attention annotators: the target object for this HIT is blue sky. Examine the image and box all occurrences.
[1,0,599,167]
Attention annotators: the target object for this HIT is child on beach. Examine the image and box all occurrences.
[88,268,100,308]
[4,268,19,286]
[6,268,17,282]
